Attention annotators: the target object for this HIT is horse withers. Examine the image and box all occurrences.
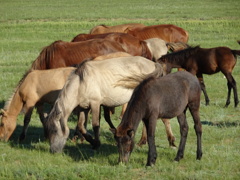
[111,71,202,166]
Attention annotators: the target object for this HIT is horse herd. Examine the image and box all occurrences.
[0,23,239,166]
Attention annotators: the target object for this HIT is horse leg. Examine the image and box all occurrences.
[119,103,127,120]
[144,116,158,166]
[174,112,188,161]
[224,73,239,107]
[137,119,176,148]
[36,104,48,139]
[90,102,101,149]
[197,74,210,105]
[188,102,202,160]
[75,109,98,146]
[19,106,34,141]
[103,106,115,129]
[137,122,147,146]
[161,119,176,147]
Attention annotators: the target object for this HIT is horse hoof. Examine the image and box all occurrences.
[92,140,101,150]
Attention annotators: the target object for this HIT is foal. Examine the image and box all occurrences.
[112,71,202,166]
[157,45,240,107]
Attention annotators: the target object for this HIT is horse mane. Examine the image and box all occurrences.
[3,69,32,110]
[31,40,64,70]
[158,45,200,63]
[75,59,92,81]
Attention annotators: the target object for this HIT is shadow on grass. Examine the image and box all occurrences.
[8,124,117,163]
[201,120,240,128]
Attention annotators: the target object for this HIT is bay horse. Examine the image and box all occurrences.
[157,45,240,107]
[111,71,202,166]
[0,67,76,141]
[44,56,167,153]
[89,23,146,34]
[125,24,189,43]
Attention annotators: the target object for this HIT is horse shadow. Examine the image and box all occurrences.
[8,124,118,164]
[201,120,240,128]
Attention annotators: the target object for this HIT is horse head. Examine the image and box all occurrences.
[110,128,135,164]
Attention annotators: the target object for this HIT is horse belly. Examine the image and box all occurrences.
[101,88,133,107]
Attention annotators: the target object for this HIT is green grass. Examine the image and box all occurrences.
[0,0,240,179]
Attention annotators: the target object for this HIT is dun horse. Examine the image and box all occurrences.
[89,23,145,34]
[157,45,240,107]
[0,67,75,141]
[125,24,189,43]
[44,56,171,153]
[112,71,202,166]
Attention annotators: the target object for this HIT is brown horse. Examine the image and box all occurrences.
[71,32,153,60]
[89,23,146,34]
[157,45,240,107]
[111,71,202,166]
[30,39,127,70]
[125,24,189,43]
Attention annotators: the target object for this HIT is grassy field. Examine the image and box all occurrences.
[0,0,240,179]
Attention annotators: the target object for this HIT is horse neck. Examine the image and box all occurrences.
[4,90,23,119]
[120,101,144,132]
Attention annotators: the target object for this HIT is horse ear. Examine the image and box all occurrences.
[127,129,134,138]
[0,109,7,116]
[109,128,116,135]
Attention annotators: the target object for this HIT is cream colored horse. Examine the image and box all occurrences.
[44,56,175,153]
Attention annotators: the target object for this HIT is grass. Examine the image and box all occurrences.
[0,0,240,179]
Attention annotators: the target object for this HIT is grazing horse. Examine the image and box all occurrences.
[125,24,189,43]
[89,23,146,34]
[157,45,240,107]
[111,71,202,166]
[0,67,76,141]
[44,56,167,153]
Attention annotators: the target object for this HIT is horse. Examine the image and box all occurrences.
[44,56,171,153]
[157,45,240,107]
[30,39,127,70]
[111,71,202,166]
[0,67,76,141]
[89,23,146,34]
[125,24,189,43]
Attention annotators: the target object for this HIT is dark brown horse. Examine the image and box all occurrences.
[125,24,189,43]
[71,32,153,60]
[111,71,202,166]
[89,23,146,34]
[157,45,240,107]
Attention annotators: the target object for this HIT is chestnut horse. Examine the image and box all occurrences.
[125,24,189,43]
[44,56,166,153]
[112,71,202,166]
[157,45,240,107]
[71,32,153,60]
[89,23,146,34]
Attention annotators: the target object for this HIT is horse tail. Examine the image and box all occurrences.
[31,40,62,70]
[115,63,163,89]
[166,42,190,52]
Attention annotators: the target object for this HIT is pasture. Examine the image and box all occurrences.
[0,0,240,179]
